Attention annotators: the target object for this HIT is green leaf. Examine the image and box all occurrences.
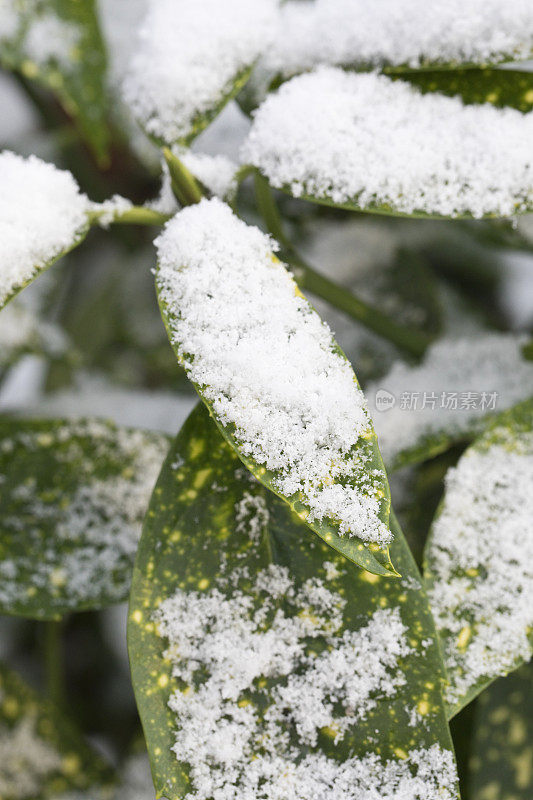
[243,69,533,220]
[0,661,115,800]
[424,399,533,719]
[0,418,170,620]
[122,0,274,148]
[0,0,111,164]
[396,68,533,112]
[468,662,533,800]
[129,402,460,800]
[156,203,394,576]
[0,151,92,311]
[366,333,533,472]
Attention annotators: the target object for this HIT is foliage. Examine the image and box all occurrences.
[0,2,532,798]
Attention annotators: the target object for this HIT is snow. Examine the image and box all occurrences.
[123,0,277,144]
[368,334,533,467]
[155,557,455,800]
[156,199,390,545]
[266,0,533,75]
[0,715,62,798]
[243,68,533,218]
[150,149,238,215]
[426,416,533,708]
[0,151,89,307]
[0,420,169,612]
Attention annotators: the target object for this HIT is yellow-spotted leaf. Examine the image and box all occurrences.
[0,0,110,163]
[122,0,276,147]
[0,151,91,310]
[398,68,533,112]
[155,199,395,576]
[242,69,533,220]
[468,662,533,799]
[128,402,460,800]
[0,662,115,800]
[0,418,169,620]
[424,400,533,719]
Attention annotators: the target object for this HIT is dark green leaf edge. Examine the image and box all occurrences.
[128,402,458,800]
[0,661,116,800]
[1,223,90,312]
[142,65,253,150]
[156,270,396,577]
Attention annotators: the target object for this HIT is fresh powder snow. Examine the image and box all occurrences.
[242,69,533,218]
[367,334,533,468]
[155,198,391,545]
[425,419,533,709]
[0,151,89,307]
[266,0,533,75]
[155,533,456,800]
[0,421,169,613]
[123,0,277,144]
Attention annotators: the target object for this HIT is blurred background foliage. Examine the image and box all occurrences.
[0,1,532,798]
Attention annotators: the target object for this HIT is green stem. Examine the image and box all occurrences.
[88,206,171,227]
[163,148,204,207]
[253,172,431,359]
[43,620,65,709]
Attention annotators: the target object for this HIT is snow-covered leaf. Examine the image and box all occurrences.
[367,334,533,472]
[128,402,459,800]
[156,199,395,576]
[123,0,276,147]
[0,661,115,800]
[265,0,533,77]
[243,69,533,219]
[0,418,170,620]
[0,151,90,310]
[468,662,533,798]
[424,400,533,718]
[400,68,533,112]
[0,0,110,163]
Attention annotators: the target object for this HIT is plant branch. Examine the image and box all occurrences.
[253,172,431,359]
[88,205,170,227]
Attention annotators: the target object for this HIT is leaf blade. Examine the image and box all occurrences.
[129,403,460,800]
[0,418,169,620]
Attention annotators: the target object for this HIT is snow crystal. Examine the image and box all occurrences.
[266,0,533,75]
[243,69,533,218]
[368,334,533,467]
[0,715,62,798]
[426,422,533,708]
[0,420,169,611]
[92,195,134,228]
[156,199,390,545]
[0,151,89,307]
[235,491,269,544]
[155,564,455,800]
[123,0,277,144]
